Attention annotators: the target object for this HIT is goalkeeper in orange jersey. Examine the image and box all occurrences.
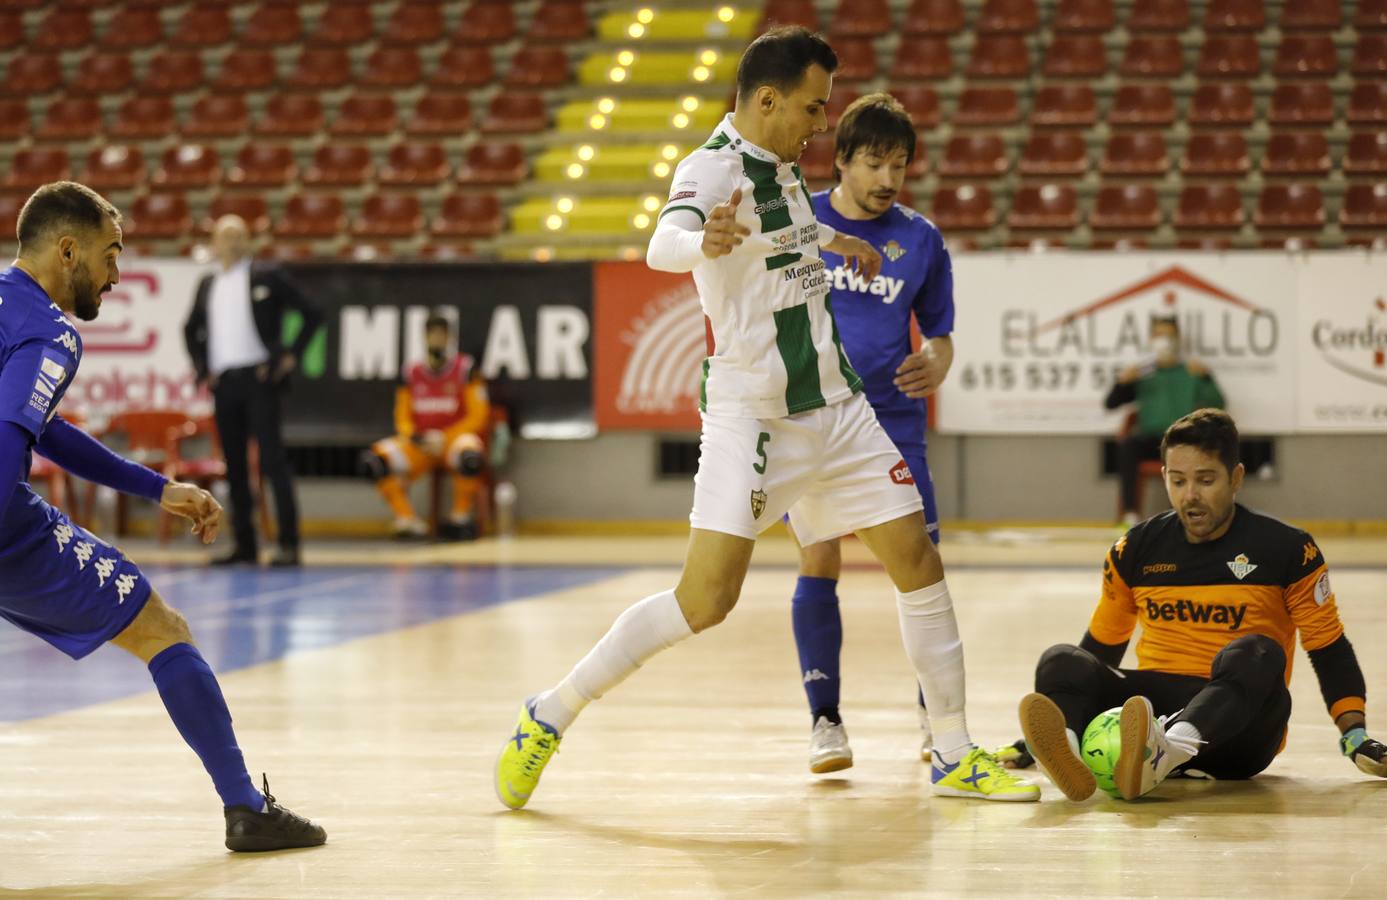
[1016,408,1386,801]
[363,311,490,540]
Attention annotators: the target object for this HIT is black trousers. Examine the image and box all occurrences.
[1117,433,1164,514]
[1034,634,1291,779]
[212,366,300,553]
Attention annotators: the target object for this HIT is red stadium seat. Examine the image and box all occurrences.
[1032,84,1099,127]
[1128,0,1190,30]
[37,97,102,142]
[204,194,271,235]
[1344,132,1387,177]
[360,47,425,90]
[354,194,423,239]
[930,184,996,230]
[2,149,71,194]
[968,35,1032,78]
[480,92,547,134]
[1341,183,1387,229]
[1275,35,1339,77]
[978,0,1040,33]
[126,193,192,241]
[0,12,20,52]
[384,2,445,44]
[226,144,298,189]
[825,89,863,128]
[1268,82,1334,126]
[183,94,250,139]
[506,45,571,88]
[215,48,278,93]
[275,194,347,240]
[1018,131,1088,177]
[152,144,222,190]
[1281,0,1341,29]
[1188,82,1256,127]
[141,51,205,94]
[102,4,162,48]
[1182,132,1251,176]
[797,137,836,181]
[32,8,93,52]
[902,0,966,35]
[1109,83,1175,127]
[1348,82,1387,125]
[432,45,496,89]
[285,47,352,91]
[418,242,478,260]
[243,4,303,46]
[1009,184,1080,230]
[457,1,518,44]
[829,0,893,37]
[1100,132,1169,177]
[833,39,880,82]
[111,96,176,140]
[82,145,146,192]
[891,84,941,128]
[1355,0,1387,29]
[407,93,474,136]
[303,145,375,187]
[890,37,953,81]
[379,143,451,187]
[7,55,64,94]
[0,99,29,142]
[1197,36,1261,77]
[457,143,528,186]
[433,192,504,239]
[761,0,819,30]
[1091,184,1162,231]
[312,5,375,45]
[1054,0,1115,31]
[1352,34,1387,78]
[171,7,232,48]
[1261,132,1331,177]
[0,195,22,246]
[252,95,321,137]
[70,52,135,96]
[1204,0,1265,30]
[1255,184,1324,229]
[939,134,1009,178]
[1044,35,1108,78]
[1174,184,1245,229]
[1121,36,1184,78]
[330,94,398,137]
[953,87,1020,127]
[529,1,591,42]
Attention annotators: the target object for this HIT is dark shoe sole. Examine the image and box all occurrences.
[1018,692,1096,802]
[226,833,326,852]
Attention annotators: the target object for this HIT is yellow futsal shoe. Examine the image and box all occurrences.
[495,702,561,810]
[930,747,1041,801]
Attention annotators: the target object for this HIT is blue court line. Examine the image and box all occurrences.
[0,564,628,723]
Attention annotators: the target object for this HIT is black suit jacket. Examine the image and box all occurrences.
[184,261,323,387]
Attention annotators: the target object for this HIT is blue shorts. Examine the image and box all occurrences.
[874,407,939,544]
[0,489,152,659]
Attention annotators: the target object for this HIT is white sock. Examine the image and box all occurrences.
[1065,728,1081,759]
[896,580,971,764]
[530,589,693,734]
[1165,721,1202,766]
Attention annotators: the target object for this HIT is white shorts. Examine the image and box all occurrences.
[689,392,925,546]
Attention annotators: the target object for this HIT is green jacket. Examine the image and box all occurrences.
[1104,364,1226,436]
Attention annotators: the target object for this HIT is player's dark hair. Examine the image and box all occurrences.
[735,26,838,102]
[1150,314,1180,335]
[1161,408,1240,473]
[425,310,451,334]
[16,181,121,251]
[832,93,916,182]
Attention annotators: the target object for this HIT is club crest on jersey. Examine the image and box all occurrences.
[1226,553,1258,580]
[750,489,767,519]
[883,240,907,262]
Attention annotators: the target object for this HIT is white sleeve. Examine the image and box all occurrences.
[658,151,736,226]
[646,209,706,273]
[816,221,837,246]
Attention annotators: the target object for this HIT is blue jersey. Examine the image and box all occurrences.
[813,191,955,419]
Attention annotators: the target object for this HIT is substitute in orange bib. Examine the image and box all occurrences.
[1017,408,1386,802]
[364,312,489,541]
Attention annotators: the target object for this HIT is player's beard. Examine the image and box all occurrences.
[1180,499,1232,541]
[70,267,103,322]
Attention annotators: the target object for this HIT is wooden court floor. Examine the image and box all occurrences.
[2,531,1386,898]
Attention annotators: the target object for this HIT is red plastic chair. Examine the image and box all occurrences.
[968,35,1032,78]
[93,411,189,540]
[215,48,277,92]
[184,94,250,139]
[408,93,474,136]
[360,47,424,90]
[829,0,893,37]
[102,6,164,50]
[1174,184,1245,230]
[384,2,445,44]
[978,0,1040,33]
[30,411,88,527]
[1032,84,1099,127]
[930,184,997,231]
[890,36,953,81]
[1268,82,1335,127]
[379,143,452,187]
[312,4,375,45]
[1188,83,1256,127]
[1054,0,1115,31]
[1344,132,1387,177]
[903,0,965,35]
[1044,35,1108,78]
[433,192,504,239]
[1019,132,1088,177]
[1121,36,1184,78]
[1091,184,1162,231]
[1349,83,1387,125]
[1281,0,1342,29]
[1101,132,1169,177]
[1109,83,1176,127]
[1197,35,1261,78]
[1182,132,1251,177]
[1262,132,1331,178]
[1127,0,1189,31]
[431,45,496,89]
[1274,35,1339,77]
[37,97,103,142]
[1204,0,1265,31]
[953,86,1020,127]
[1009,183,1080,231]
[302,145,375,188]
[939,134,1009,178]
[457,143,528,186]
[457,1,518,44]
[528,1,591,42]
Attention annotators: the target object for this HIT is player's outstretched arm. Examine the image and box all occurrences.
[821,233,882,282]
[159,481,223,545]
[33,415,168,503]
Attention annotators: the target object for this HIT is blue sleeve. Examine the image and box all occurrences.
[0,338,76,441]
[34,416,168,502]
[912,228,955,339]
[0,422,27,524]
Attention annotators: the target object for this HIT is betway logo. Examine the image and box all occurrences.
[1144,598,1247,630]
[828,266,906,304]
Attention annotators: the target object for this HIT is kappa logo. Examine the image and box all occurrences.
[883,240,907,262]
[803,669,831,684]
[1302,542,1319,566]
[94,557,115,587]
[890,460,915,485]
[1226,553,1258,580]
[750,489,767,519]
[1143,563,1178,575]
[114,573,138,605]
[73,540,95,570]
[54,331,79,354]
[54,523,74,553]
[1114,535,1128,559]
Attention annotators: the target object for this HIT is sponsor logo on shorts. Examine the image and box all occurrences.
[889,460,915,485]
[1142,563,1178,575]
[750,489,767,519]
[1226,553,1258,580]
[1144,598,1248,630]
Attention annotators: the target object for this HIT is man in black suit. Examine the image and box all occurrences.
[183,215,322,567]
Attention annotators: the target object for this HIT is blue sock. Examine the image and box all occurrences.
[149,643,263,811]
[792,576,842,723]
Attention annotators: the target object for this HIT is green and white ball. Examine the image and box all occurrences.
[1081,708,1124,798]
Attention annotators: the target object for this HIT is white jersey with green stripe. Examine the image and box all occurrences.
[659,115,863,419]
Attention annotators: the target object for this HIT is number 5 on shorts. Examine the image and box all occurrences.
[752,431,770,474]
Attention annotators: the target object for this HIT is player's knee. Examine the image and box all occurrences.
[798,540,840,578]
[448,434,485,476]
[1213,633,1284,684]
[676,583,738,633]
[1035,643,1096,689]
[359,448,389,481]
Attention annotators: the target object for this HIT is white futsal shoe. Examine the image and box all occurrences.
[1115,696,1182,800]
[809,717,853,774]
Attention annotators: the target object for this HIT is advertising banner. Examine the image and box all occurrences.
[1295,255,1387,431]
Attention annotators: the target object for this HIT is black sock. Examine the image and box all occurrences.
[812,706,842,726]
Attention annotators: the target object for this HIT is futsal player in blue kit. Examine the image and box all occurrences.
[790,94,956,773]
[0,182,324,851]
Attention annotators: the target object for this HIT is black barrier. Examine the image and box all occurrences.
[278,262,594,443]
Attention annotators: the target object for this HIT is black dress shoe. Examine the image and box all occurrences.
[211,549,257,567]
[268,547,301,568]
[225,774,327,852]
